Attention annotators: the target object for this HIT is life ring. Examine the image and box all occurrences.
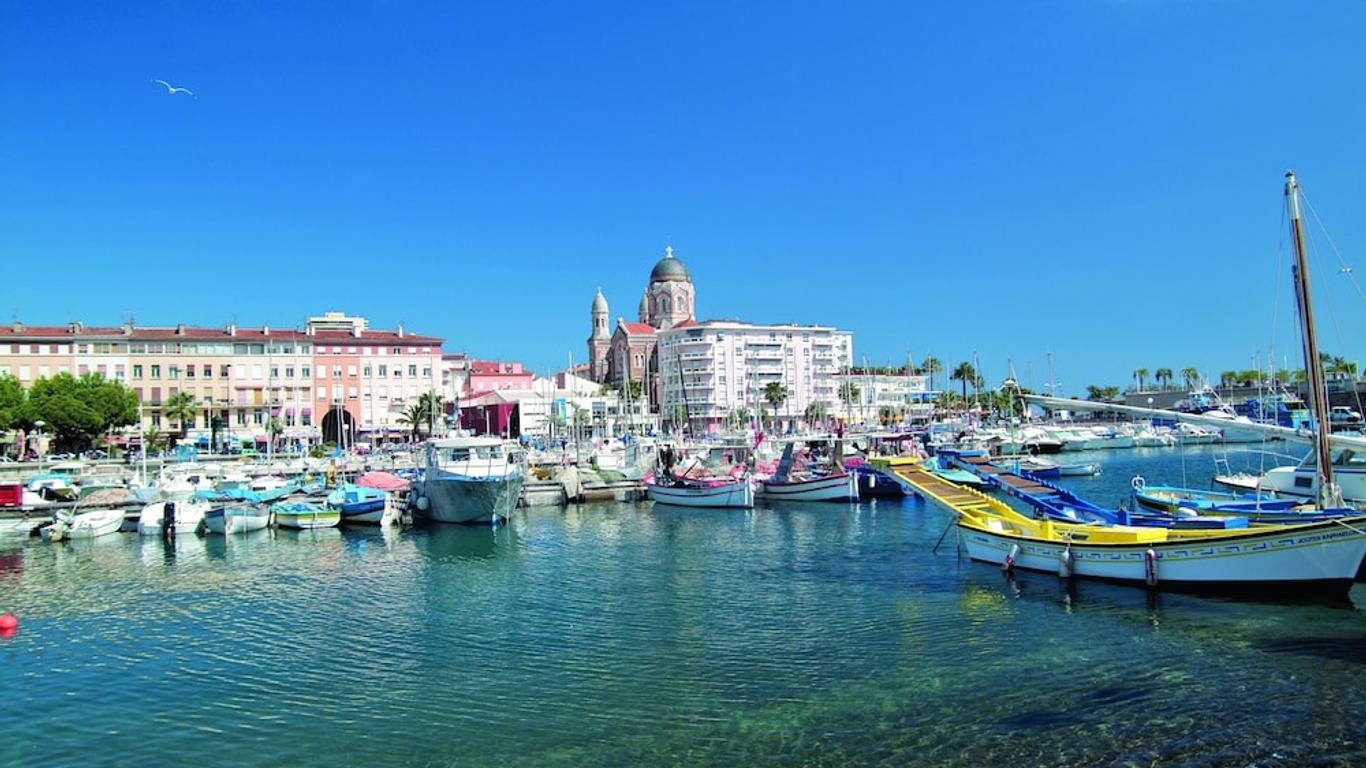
[1131,475,1146,491]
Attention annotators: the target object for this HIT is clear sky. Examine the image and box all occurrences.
[3,1,1365,395]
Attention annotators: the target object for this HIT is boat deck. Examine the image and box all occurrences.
[888,462,1017,519]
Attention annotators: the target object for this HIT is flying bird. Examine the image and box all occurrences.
[151,79,195,98]
[1341,266,1355,274]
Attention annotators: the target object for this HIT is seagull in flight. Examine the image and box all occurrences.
[151,79,196,98]
[1341,266,1355,274]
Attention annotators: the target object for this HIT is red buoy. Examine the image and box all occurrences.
[0,611,16,638]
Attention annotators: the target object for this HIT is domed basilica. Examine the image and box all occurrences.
[587,246,697,394]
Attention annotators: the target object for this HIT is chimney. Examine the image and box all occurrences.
[263,325,270,337]
[396,323,404,339]
[122,321,133,336]
[175,323,186,336]
[67,321,83,334]
[352,324,361,338]
[227,323,236,337]
[9,320,22,333]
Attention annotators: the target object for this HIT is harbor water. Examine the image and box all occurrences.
[3,445,1365,766]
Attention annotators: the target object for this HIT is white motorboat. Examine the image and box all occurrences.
[42,507,125,541]
[137,499,210,536]
[413,437,524,524]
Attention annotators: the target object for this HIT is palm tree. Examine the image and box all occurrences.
[919,356,942,391]
[1180,367,1200,390]
[162,392,197,447]
[837,381,861,407]
[804,401,827,427]
[1155,367,1173,390]
[397,402,428,441]
[762,382,788,430]
[1133,368,1149,392]
[1219,371,1238,388]
[949,361,977,402]
[418,390,445,435]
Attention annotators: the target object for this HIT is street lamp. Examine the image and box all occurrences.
[33,420,45,472]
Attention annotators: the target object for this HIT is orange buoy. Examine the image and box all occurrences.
[0,611,16,638]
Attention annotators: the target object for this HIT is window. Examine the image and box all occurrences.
[379,365,387,377]
[348,387,358,399]
[347,365,357,377]
[363,366,372,377]
[151,413,162,427]
[422,367,431,377]
[236,411,246,426]
[285,367,295,378]
[186,365,195,379]
[203,365,212,378]
[168,366,179,380]
[253,411,264,425]
[301,366,311,378]
[408,365,417,377]
[270,366,279,379]
[38,365,50,378]
[133,364,143,379]
[318,365,328,379]
[332,365,342,378]
[318,386,327,401]
[220,365,229,378]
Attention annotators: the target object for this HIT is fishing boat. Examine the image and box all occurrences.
[271,501,340,529]
[1015,457,1101,478]
[41,507,125,541]
[648,475,755,508]
[202,505,271,535]
[136,499,210,536]
[759,471,858,502]
[850,463,907,499]
[412,436,524,524]
[327,483,390,524]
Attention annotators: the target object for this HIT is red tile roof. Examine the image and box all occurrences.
[672,319,699,329]
[619,322,656,335]
[0,324,441,345]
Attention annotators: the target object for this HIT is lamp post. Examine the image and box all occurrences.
[33,420,45,473]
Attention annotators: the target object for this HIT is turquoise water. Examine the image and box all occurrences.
[3,444,1365,767]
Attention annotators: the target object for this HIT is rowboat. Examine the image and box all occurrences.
[41,507,125,541]
[649,476,755,509]
[202,505,271,535]
[137,499,210,536]
[758,472,858,502]
[271,501,340,530]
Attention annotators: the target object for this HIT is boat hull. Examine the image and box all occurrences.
[202,507,270,535]
[136,500,208,536]
[649,479,755,509]
[960,520,1366,595]
[43,508,125,540]
[273,505,341,530]
[759,473,858,502]
[417,472,523,524]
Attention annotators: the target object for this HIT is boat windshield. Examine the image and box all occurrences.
[437,445,510,463]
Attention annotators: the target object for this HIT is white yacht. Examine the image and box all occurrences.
[413,436,524,524]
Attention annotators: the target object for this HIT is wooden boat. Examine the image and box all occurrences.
[759,471,858,502]
[202,505,271,535]
[137,499,210,536]
[271,501,340,529]
[327,483,390,524]
[648,476,754,508]
[41,507,125,541]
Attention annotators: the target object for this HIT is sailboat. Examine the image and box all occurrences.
[951,173,1366,594]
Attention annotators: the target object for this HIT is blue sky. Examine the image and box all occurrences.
[3,1,1365,395]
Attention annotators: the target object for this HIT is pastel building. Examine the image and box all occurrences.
[466,359,534,396]
[655,320,853,432]
[833,371,934,424]
[0,313,444,448]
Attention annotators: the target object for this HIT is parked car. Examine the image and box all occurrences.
[1330,406,1363,423]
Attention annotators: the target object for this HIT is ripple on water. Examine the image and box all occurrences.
[1,490,1365,767]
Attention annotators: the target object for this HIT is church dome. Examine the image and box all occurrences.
[649,246,690,283]
[592,288,608,313]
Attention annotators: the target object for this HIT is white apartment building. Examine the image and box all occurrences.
[833,371,933,425]
[655,320,853,432]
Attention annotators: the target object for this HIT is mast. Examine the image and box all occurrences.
[1285,171,1341,507]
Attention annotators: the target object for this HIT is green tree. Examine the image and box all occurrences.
[804,401,827,426]
[27,372,139,452]
[1085,384,1120,401]
[728,407,752,430]
[1155,367,1173,390]
[668,404,688,432]
[162,391,198,447]
[418,390,445,434]
[918,357,942,391]
[949,361,977,402]
[1218,370,1238,387]
[618,379,644,400]
[1179,367,1201,390]
[1133,368,1149,392]
[398,402,428,441]
[0,374,23,433]
[762,382,788,429]
[837,380,861,406]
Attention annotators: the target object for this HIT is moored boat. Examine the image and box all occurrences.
[413,437,524,524]
[41,507,125,541]
[271,501,340,529]
[758,471,858,502]
[202,505,271,535]
[137,499,210,536]
[648,476,755,508]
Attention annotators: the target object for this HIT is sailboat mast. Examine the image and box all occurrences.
[1285,171,1339,506]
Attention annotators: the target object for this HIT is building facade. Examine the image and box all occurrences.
[833,371,933,424]
[655,320,853,432]
[586,246,698,406]
[0,312,443,448]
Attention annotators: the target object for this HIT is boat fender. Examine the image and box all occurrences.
[1003,543,1020,572]
[415,496,430,512]
[1058,545,1074,579]
[1144,548,1158,587]
[1131,475,1145,491]
[0,611,16,639]
[867,473,876,489]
